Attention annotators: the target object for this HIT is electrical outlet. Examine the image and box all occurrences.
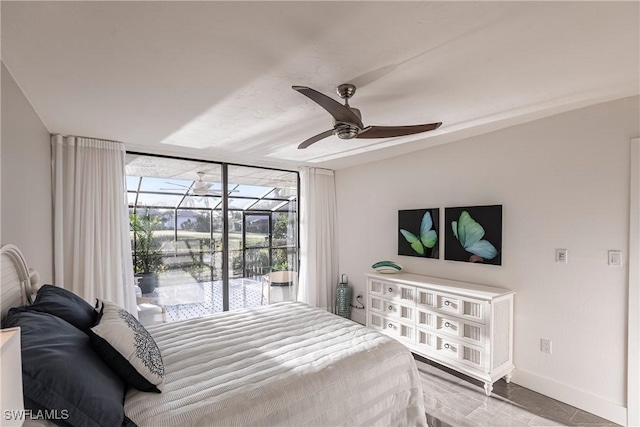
[540,338,552,354]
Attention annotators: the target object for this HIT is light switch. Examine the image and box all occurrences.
[556,249,568,263]
[608,250,622,266]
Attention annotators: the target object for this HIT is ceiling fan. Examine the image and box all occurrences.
[162,172,226,196]
[292,84,442,149]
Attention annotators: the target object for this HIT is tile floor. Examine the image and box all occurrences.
[415,355,620,427]
[151,278,265,322]
[142,278,294,323]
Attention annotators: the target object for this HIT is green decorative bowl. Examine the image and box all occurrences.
[371,261,403,274]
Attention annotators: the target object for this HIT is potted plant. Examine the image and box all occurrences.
[130,212,164,294]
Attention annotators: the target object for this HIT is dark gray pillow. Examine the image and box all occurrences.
[4,308,130,427]
[28,284,97,333]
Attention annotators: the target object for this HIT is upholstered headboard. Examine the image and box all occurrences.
[1,244,34,321]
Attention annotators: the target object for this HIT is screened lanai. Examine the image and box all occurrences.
[125,153,299,324]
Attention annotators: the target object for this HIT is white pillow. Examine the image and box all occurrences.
[90,300,164,392]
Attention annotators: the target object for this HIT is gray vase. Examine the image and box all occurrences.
[136,272,158,294]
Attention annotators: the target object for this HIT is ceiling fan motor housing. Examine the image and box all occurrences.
[334,124,360,139]
[334,103,362,139]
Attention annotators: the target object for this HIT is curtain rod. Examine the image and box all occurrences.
[51,133,125,144]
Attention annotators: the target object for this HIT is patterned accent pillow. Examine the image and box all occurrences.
[90,299,164,393]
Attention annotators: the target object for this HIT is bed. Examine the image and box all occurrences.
[1,244,427,427]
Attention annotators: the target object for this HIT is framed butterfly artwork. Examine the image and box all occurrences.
[444,205,502,265]
[398,208,439,259]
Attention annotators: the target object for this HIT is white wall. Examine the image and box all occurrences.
[1,62,53,283]
[335,96,639,425]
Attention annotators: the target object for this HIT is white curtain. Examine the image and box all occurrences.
[298,167,339,312]
[52,135,137,316]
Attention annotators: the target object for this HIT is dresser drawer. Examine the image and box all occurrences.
[385,282,416,304]
[384,318,416,343]
[416,329,485,370]
[417,290,486,324]
[368,296,416,322]
[370,279,416,304]
[387,301,416,323]
[416,308,485,346]
[419,291,461,314]
[368,312,416,343]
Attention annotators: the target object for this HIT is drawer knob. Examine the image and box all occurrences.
[444,301,451,306]
[388,287,393,293]
[444,322,450,328]
[444,343,450,349]
[388,305,393,311]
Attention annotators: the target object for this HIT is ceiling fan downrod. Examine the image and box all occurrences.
[334,84,360,139]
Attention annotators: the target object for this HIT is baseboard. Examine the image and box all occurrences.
[511,368,627,426]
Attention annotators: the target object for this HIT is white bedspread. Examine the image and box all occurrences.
[125,302,426,427]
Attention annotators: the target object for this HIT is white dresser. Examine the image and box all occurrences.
[366,272,515,395]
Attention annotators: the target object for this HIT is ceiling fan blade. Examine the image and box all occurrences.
[292,86,364,129]
[347,64,398,88]
[356,122,442,139]
[164,182,190,188]
[298,129,334,149]
[193,187,218,196]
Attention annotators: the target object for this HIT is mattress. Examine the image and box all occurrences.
[125,302,426,426]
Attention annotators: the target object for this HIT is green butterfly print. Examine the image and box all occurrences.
[400,211,437,255]
[451,211,498,260]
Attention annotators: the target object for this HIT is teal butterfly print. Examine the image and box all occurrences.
[451,210,498,261]
[400,211,438,256]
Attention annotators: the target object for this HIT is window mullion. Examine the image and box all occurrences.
[221,164,229,312]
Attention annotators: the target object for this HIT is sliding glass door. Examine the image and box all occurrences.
[126,154,298,323]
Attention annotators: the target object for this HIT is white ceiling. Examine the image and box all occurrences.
[2,1,638,171]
